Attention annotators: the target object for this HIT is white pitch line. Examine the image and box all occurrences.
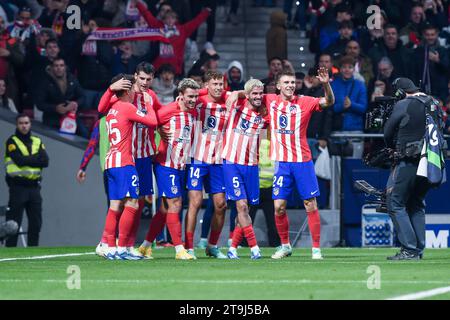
[0,279,449,286]
[387,286,450,300]
[0,252,95,262]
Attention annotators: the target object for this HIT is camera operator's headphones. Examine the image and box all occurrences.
[392,78,407,100]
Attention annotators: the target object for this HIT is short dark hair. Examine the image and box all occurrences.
[111,74,135,97]
[158,63,176,75]
[339,55,356,67]
[276,69,296,83]
[422,22,438,33]
[51,57,65,65]
[16,113,30,122]
[268,56,283,65]
[295,72,305,80]
[135,62,155,76]
[384,24,398,32]
[339,20,354,30]
[45,38,58,48]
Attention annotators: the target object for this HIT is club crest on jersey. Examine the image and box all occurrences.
[136,187,140,195]
[254,116,262,124]
[234,188,241,197]
[273,187,280,196]
[279,114,288,129]
[289,105,298,113]
[171,186,178,194]
[191,179,198,187]
[240,118,250,131]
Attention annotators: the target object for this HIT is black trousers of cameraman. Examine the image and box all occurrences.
[6,185,42,247]
[386,160,431,255]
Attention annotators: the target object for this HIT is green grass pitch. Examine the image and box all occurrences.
[0,246,449,300]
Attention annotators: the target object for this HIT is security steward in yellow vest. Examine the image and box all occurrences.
[4,114,49,247]
[248,136,280,247]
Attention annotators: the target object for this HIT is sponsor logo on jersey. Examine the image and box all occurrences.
[240,118,250,131]
[279,114,288,128]
[136,110,145,117]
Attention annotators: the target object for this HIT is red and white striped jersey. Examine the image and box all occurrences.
[154,102,197,170]
[98,88,162,159]
[222,99,269,166]
[264,94,321,163]
[190,94,229,164]
[104,101,158,170]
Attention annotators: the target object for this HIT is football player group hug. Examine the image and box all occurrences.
[96,61,335,261]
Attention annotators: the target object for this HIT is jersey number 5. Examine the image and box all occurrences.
[106,119,121,145]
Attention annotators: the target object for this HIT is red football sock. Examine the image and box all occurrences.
[118,205,138,247]
[231,226,244,248]
[104,209,121,247]
[229,231,234,239]
[185,231,194,250]
[209,229,221,246]
[307,209,321,248]
[243,225,258,248]
[145,210,166,242]
[275,214,290,245]
[127,199,145,247]
[166,212,183,246]
[101,230,108,244]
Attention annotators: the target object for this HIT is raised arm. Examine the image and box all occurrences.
[98,78,131,114]
[317,67,335,109]
[135,0,164,28]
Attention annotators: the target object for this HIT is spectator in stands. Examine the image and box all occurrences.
[317,53,339,79]
[187,69,204,87]
[34,57,87,136]
[319,2,352,52]
[399,4,426,49]
[188,0,217,52]
[152,63,176,104]
[111,40,140,76]
[0,14,24,108]
[358,9,387,54]
[368,57,396,101]
[38,0,79,70]
[71,0,104,24]
[423,0,447,29]
[262,56,283,86]
[368,24,413,79]
[135,0,210,76]
[0,78,18,113]
[324,20,355,61]
[295,71,306,95]
[264,79,277,94]
[188,48,220,78]
[266,10,287,62]
[225,60,245,91]
[7,6,40,44]
[413,23,449,101]
[331,55,367,133]
[344,40,373,85]
[76,18,114,109]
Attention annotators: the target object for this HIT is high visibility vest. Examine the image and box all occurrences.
[5,136,42,180]
[259,138,274,189]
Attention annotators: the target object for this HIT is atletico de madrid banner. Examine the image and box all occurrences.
[86,27,169,43]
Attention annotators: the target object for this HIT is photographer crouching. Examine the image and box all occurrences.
[384,78,446,260]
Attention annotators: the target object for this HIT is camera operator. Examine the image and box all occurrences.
[383,77,435,260]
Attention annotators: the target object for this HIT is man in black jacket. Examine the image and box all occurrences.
[34,57,87,137]
[383,78,433,260]
[4,114,49,247]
